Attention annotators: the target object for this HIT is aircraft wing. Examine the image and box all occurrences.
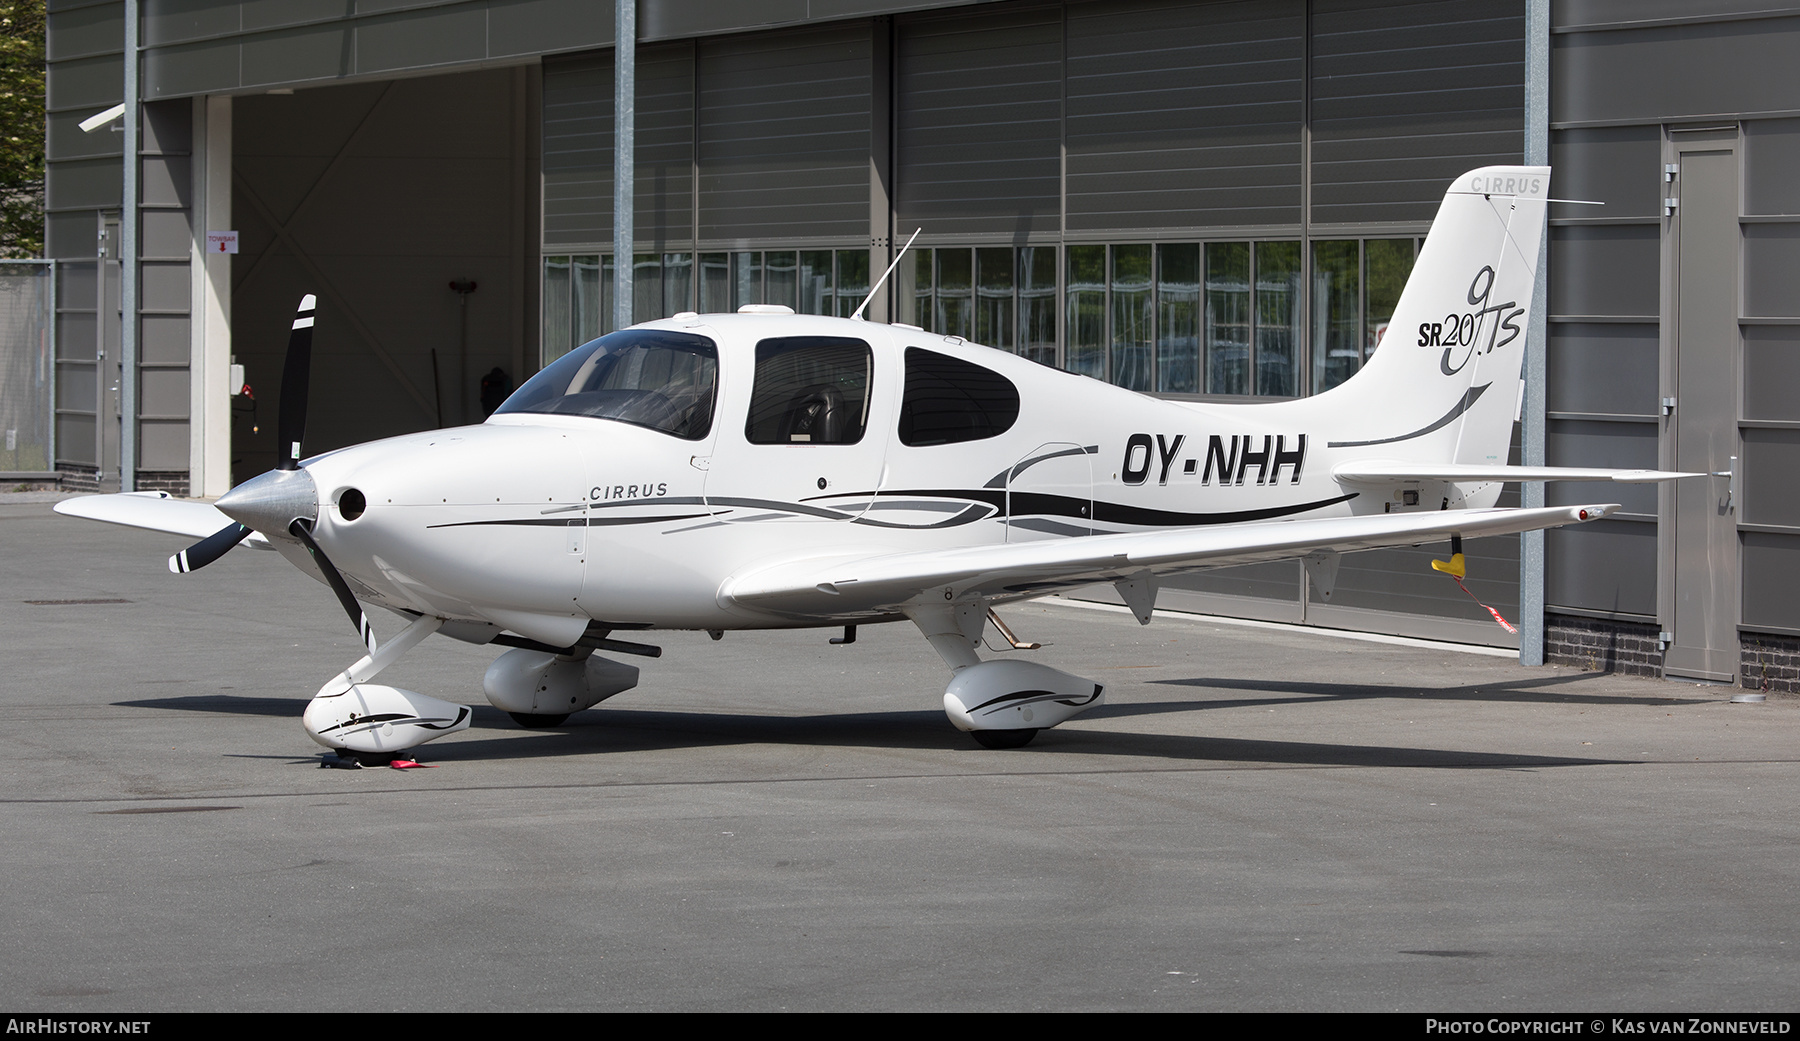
[723,503,1616,619]
[53,492,270,548]
[1333,461,1701,484]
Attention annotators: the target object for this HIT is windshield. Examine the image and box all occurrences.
[495,330,718,440]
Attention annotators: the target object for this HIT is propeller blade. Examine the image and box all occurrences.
[168,522,252,574]
[288,519,377,654]
[276,294,317,471]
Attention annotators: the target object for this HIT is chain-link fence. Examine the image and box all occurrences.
[0,261,54,474]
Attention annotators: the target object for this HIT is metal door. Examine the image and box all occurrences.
[97,216,122,492]
[1663,132,1740,682]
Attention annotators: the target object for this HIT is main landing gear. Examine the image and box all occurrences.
[907,603,1104,750]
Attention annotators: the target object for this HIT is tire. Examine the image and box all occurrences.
[970,728,1039,749]
[508,712,570,728]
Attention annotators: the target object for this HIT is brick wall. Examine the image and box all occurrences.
[135,471,191,494]
[1740,632,1800,695]
[58,463,99,493]
[1544,613,1664,678]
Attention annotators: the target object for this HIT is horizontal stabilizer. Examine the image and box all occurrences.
[1333,462,1702,485]
[54,492,270,548]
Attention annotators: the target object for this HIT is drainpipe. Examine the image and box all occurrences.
[614,0,635,332]
[1520,0,1550,666]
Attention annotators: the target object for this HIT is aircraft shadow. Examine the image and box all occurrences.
[400,706,1627,772]
[1139,670,1711,712]
[115,693,307,717]
[116,693,1631,771]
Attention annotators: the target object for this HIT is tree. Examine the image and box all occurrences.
[0,0,44,258]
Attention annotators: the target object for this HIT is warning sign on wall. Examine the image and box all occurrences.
[206,231,238,255]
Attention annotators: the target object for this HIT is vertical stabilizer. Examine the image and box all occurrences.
[1312,167,1550,469]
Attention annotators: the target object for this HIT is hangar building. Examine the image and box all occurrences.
[39,0,1800,689]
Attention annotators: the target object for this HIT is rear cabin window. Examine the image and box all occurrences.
[496,330,717,440]
[897,347,1020,446]
[745,336,873,445]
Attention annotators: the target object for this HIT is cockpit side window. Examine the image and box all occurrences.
[495,330,718,440]
[745,336,873,445]
[897,347,1020,446]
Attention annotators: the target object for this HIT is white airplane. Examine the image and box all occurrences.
[57,165,1694,763]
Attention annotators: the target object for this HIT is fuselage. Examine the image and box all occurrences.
[284,311,1502,641]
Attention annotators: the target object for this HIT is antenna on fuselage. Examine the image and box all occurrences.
[850,228,922,323]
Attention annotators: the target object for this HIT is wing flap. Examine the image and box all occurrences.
[1334,461,1701,484]
[725,503,1617,618]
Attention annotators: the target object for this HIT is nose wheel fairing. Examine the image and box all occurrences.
[301,614,473,756]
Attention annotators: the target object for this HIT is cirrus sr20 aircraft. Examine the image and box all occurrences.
[58,166,1693,763]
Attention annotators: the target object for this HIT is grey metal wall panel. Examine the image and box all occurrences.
[56,364,96,410]
[1742,224,1800,317]
[47,2,123,62]
[1325,538,1519,621]
[1744,326,1800,422]
[894,2,1062,238]
[1554,16,1800,124]
[489,0,615,58]
[698,24,871,243]
[1546,322,1658,416]
[1742,428,1800,528]
[139,367,189,417]
[1544,418,1659,516]
[242,24,359,86]
[541,52,612,247]
[242,0,374,33]
[47,54,128,110]
[55,415,95,464]
[45,158,121,211]
[1546,518,1657,617]
[358,0,469,15]
[1064,0,1303,232]
[140,314,190,363]
[1167,559,1301,601]
[540,42,694,249]
[138,419,189,468]
[140,209,193,260]
[641,0,993,43]
[644,0,809,40]
[58,261,96,310]
[1745,118,1800,215]
[48,206,105,259]
[140,262,190,312]
[139,0,612,100]
[1743,532,1800,632]
[1549,224,1659,317]
[1555,0,1795,30]
[143,37,243,97]
[143,0,241,47]
[48,106,124,161]
[637,44,696,247]
[142,98,192,154]
[142,156,192,209]
[1548,126,1659,219]
[1309,0,1524,225]
[357,5,488,74]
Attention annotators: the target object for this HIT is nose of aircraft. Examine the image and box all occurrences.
[215,466,319,535]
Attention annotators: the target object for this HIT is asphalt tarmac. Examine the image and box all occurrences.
[4,491,1796,1012]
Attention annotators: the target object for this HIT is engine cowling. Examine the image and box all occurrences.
[482,647,639,717]
[942,659,1104,733]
